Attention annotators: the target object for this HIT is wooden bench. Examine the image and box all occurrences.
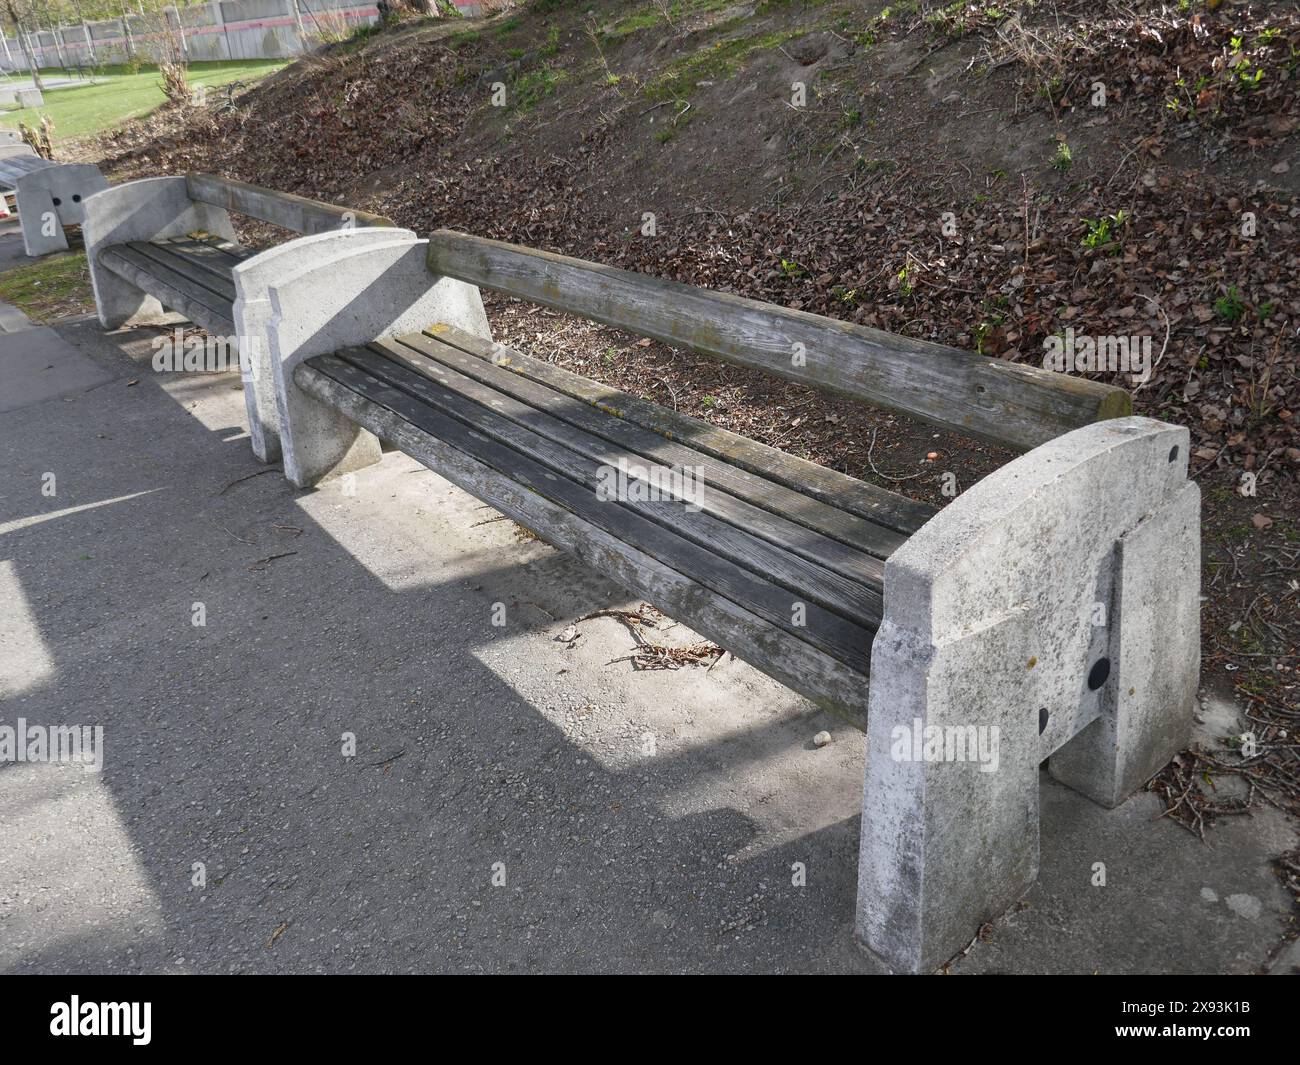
[82,173,395,462]
[0,142,108,256]
[87,217,1201,974]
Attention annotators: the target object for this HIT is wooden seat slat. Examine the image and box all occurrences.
[426,322,938,538]
[309,349,879,676]
[123,241,238,302]
[153,236,255,281]
[386,330,903,575]
[346,341,885,626]
[0,156,53,182]
[97,245,235,335]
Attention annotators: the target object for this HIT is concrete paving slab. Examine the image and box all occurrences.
[0,324,114,411]
[0,220,34,333]
[0,299,29,333]
[0,316,1293,974]
[0,217,29,272]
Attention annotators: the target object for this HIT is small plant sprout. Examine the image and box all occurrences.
[1080,211,1129,252]
[1051,138,1073,172]
[1214,285,1246,323]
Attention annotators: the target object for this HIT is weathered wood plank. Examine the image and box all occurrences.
[425,231,1132,452]
[296,358,872,728]
[190,234,249,258]
[310,352,877,674]
[425,321,937,536]
[382,332,895,581]
[156,236,254,281]
[126,241,236,302]
[0,155,54,183]
[186,173,394,235]
[97,245,235,335]
[354,340,885,614]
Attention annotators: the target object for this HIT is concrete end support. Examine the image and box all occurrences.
[15,163,109,257]
[82,176,236,329]
[232,228,417,465]
[264,233,492,488]
[1048,481,1201,807]
[15,185,67,256]
[856,416,1199,974]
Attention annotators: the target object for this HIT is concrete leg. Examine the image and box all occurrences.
[856,417,1198,973]
[81,176,236,330]
[90,260,168,330]
[1049,482,1201,806]
[232,228,414,465]
[860,609,1042,975]
[15,163,109,260]
[263,233,491,487]
[17,185,69,257]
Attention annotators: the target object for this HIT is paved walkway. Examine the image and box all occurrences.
[0,308,1295,973]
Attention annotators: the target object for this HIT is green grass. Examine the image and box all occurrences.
[0,252,93,323]
[604,0,760,39]
[0,59,287,142]
[643,28,805,101]
[513,64,568,110]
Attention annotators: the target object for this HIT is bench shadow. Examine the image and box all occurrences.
[0,344,879,975]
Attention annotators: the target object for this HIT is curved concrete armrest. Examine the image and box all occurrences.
[257,230,493,487]
[858,415,1199,973]
[232,227,418,464]
[83,176,238,328]
[10,161,108,257]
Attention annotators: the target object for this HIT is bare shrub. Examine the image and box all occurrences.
[159,59,193,105]
[306,7,353,44]
[18,117,53,160]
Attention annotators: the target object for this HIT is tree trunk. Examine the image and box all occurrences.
[6,5,44,92]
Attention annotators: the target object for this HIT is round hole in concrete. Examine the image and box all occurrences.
[1087,658,1111,691]
[72,194,81,203]
[1168,444,1179,462]
[51,197,61,206]
[1038,707,1049,734]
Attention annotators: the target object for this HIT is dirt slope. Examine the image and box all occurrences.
[84,1,1298,481]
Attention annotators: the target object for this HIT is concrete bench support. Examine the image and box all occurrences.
[262,232,492,486]
[14,163,109,257]
[856,416,1199,973]
[232,228,419,465]
[82,177,237,328]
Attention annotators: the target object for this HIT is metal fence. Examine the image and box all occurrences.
[1,1,480,70]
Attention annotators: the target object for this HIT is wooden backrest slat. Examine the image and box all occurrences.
[186,173,394,236]
[426,230,1131,452]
